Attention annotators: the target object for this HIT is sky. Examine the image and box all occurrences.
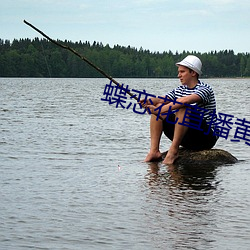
[1,0,250,53]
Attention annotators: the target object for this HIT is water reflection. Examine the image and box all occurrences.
[144,162,221,249]
[147,162,219,191]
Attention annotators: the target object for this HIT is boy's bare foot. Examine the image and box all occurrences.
[144,151,162,162]
[163,149,179,165]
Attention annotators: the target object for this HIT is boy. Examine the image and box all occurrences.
[141,55,218,164]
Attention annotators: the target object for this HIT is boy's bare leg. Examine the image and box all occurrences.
[144,115,163,162]
[163,107,189,165]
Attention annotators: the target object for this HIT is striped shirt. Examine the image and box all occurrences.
[166,80,217,132]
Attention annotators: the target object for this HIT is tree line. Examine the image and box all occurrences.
[0,38,250,78]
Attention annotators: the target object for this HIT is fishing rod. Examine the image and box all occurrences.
[23,20,138,100]
[23,20,164,120]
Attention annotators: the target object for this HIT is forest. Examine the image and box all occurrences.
[0,38,250,78]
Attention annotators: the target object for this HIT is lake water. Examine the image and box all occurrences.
[0,78,250,250]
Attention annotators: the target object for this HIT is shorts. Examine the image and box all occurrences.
[163,113,218,150]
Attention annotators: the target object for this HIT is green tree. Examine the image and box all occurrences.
[244,56,250,76]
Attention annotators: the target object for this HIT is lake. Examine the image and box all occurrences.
[0,78,250,250]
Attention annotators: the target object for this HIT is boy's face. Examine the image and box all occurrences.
[177,65,197,85]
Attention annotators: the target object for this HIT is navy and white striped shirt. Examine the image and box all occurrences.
[166,80,217,132]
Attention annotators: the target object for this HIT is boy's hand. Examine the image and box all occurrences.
[138,98,153,109]
[145,105,157,115]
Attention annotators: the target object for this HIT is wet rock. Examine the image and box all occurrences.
[161,148,238,166]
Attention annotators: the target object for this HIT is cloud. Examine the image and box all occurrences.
[134,0,167,5]
[199,0,250,10]
[79,3,89,10]
[1,0,250,53]
[205,0,234,4]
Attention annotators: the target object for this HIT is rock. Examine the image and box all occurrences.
[161,148,238,166]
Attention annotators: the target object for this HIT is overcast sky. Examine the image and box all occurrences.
[1,0,249,53]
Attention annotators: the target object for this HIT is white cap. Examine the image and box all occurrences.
[176,55,202,75]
